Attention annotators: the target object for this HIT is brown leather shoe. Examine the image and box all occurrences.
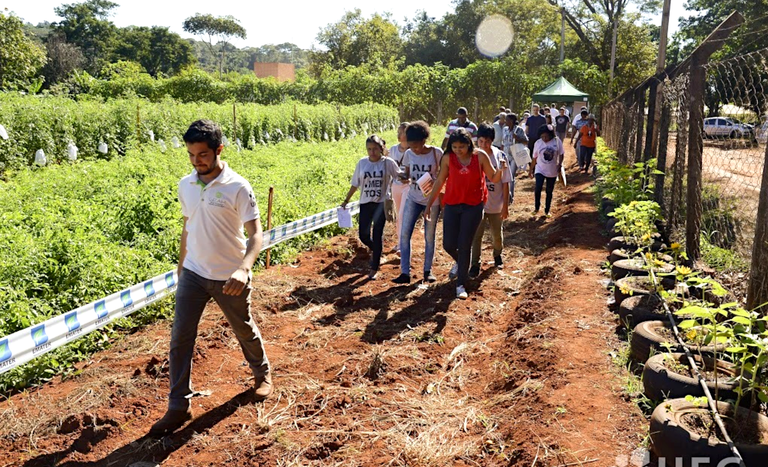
[148,408,192,437]
[253,373,273,400]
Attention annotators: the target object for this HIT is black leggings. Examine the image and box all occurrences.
[442,203,485,287]
[358,202,386,270]
[534,173,556,214]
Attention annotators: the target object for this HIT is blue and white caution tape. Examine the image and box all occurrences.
[0,201,360,374]
[0,271,178,374]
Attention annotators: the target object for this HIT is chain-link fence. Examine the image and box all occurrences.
[600,12,768,309]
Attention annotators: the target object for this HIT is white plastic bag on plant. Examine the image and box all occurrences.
[67,142,78,161]
[34,149,47,166]
[0,124,8,140]
[98,142,108,154]
[222,135,229,146]
[264,131,270,141]
[158,139,167,152]
[171,136,180,148]
[236,138,243,151]
[323,132,329,141]
[148,130,155,142]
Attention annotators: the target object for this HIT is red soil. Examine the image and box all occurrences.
[0,146,648,466]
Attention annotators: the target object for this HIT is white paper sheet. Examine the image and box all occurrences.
[337,207,353,228]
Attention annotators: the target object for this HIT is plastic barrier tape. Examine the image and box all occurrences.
[0,201,360,374]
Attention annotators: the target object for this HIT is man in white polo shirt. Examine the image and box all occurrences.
[150,120,270,437]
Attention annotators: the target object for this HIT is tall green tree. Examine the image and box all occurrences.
[0,12,47,90]
[677,0,768,57]
[114,26,195,76]
[309,10,403,75]
[551,0,659,93]
[182,14,246,77]
[53,0,118,74]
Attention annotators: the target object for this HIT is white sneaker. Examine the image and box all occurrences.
[449,263,459,279]
[456,286,468,299]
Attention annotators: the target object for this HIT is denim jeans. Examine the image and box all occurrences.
[443,203,485,287]
[358,202,385,270]
[399,198,440,275]
[580,145,596,170]
[534,173,556,214]
[169,268,269,410]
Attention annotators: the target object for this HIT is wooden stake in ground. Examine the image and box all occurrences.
[685,11,745,262]
[266,186,274,268]
[747,142,768,314]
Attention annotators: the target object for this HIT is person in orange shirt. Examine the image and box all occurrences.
[575,114,600,174]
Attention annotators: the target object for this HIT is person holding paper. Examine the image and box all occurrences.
[529,124,564,219]
[341,135,402,279]
[393,121,443,284]
[503,113,529,171]
[425,128,505,299]
[150,120,270,437]
[470,123,512,278]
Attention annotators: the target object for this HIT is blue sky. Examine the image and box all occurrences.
[5,0,689,50]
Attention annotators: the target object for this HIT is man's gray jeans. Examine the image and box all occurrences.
[168,268,269,410]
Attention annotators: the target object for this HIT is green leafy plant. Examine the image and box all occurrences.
[608,200,662,248]
[0,126,410,393]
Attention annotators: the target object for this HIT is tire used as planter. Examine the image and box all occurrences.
[617,294,666,327]
[611,258,675,281]
[614,276,674,306]
[630,320,724,365]
[650,398,768,466]
[608,248,674,265]
[601,197,616,216]
[606,236,666,254]
[642,352,739,401]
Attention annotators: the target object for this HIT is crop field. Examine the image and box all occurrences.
[0,121,413,392]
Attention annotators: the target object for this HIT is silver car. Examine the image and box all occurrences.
[703,117,756,142]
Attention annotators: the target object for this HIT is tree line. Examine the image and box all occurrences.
[2,0,764,109]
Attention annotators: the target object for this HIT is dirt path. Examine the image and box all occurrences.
[0,146,648,467]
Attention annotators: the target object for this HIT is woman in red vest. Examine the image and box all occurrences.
[425,128,505,299]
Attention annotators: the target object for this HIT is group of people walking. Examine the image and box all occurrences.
[149,109,597,437]
[343,104,598,300]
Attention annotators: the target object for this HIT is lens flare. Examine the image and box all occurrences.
[476,15,514,58]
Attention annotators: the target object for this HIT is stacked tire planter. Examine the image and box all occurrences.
[600,196,768,464]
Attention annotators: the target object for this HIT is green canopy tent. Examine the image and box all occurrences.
[532,76,589,103]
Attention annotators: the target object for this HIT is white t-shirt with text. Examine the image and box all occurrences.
[351,156,401,204]
[404,147,443,205]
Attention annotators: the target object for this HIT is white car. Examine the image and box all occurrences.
[703,117,756,142]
